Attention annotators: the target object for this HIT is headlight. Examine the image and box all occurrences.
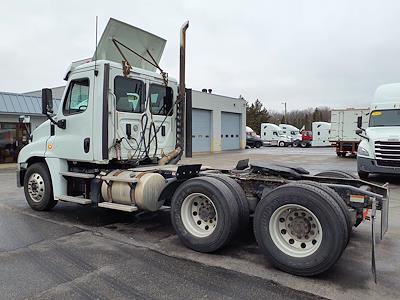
[357,146,369,156]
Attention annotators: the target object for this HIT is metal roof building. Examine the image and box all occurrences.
[0,92,60,115]
[0,92,61,163]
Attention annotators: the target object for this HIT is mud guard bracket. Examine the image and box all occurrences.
[371,198,377,283]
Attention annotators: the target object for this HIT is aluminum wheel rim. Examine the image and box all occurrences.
[181,193,218,238]
[27,173,45,203]
[269,204,322,258]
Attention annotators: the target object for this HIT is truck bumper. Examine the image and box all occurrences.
[358,156,400,175]
[16,163,27,188]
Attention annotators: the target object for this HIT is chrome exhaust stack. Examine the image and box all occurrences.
[179,21,189,101]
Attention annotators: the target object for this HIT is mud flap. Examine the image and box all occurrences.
[380,185,389,240]
[371,198,377,284]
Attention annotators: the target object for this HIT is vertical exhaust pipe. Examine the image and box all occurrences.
[171,21,189,164]
[179,21,189,101]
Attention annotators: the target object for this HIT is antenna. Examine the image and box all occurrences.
[94,16,99,76]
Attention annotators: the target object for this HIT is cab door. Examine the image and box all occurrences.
[148,82,175,154]
[47,70,94,161]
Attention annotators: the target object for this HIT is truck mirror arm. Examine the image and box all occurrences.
[356,129,369,141]
[45,113,66,130]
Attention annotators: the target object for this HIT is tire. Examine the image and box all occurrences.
[358,170,369,180]
[278,141,285,147]
[255,142,262,148]
[300,141,307,148]
[298,180,352,244]
[253,183,348,276]
[24,162,58,211]
[314,170,357,179]
[206,174,250,233]
[293,141,299,147]
[171,177,240,253]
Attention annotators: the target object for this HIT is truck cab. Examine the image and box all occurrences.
[17,19,182,204]
[260,123,291,147]
[311,122,331,147]
[357,83,400,179]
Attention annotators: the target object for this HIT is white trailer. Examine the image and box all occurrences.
[311,122,331,147]
[329,108,369,156]
[15,18,389,279]
[260,123,291,147]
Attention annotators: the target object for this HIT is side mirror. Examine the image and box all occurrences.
[41,88,53,115]
[357,116,362,129]
[356,129,363,134]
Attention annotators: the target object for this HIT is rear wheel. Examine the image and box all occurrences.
[278,141,285,147]
[171,177,239,253]
[298,180,352,244]
[206,174,250,233]
[255,142,262,148]
[254,183,348,276]
[300,141,308,148]
[24,162,57,211]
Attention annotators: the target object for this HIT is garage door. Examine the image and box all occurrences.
[192,109,211,152]
[221,112,240,150]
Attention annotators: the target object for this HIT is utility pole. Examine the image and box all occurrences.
[282,101,287,124]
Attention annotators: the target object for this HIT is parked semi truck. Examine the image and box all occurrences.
[311,122,331,147]
[260,123,291,147]
[329,108,369,157]
[356,83,400,179]
[17,18,389,278]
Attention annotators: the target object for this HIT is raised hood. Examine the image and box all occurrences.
[94,18,166,72]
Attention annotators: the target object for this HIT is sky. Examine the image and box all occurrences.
[1,0,400,112]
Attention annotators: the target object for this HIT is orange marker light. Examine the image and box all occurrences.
[47,144,53,150]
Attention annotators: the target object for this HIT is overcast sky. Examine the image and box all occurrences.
[1,0,400,112]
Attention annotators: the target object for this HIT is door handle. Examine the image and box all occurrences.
[161,125,166,136]
[84,138,90,153]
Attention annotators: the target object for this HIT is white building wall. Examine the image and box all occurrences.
[192,90,246,152]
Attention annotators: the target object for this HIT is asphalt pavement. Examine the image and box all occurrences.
[1,146,399,300]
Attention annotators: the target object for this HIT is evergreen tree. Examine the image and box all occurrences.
[246,99,270,134]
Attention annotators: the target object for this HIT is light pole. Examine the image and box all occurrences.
[282,101,287,124]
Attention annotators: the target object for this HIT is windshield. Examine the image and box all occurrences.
[369,109,400,127]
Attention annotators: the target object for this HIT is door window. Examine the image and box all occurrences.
[114,76,145,113]
[63,79,90,115]
[149,84,173,116]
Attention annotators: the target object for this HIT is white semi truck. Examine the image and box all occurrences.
[311,122,331,147]
[279,124,312,148]
[356,83,400,179]
[260,123,291,147]
[17,18,389,279]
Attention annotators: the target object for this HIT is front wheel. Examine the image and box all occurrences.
[255,142,262,148]
[24,162,57,211]
[278,141,285,147]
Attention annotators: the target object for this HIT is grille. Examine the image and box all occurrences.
[375,141,400,167]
